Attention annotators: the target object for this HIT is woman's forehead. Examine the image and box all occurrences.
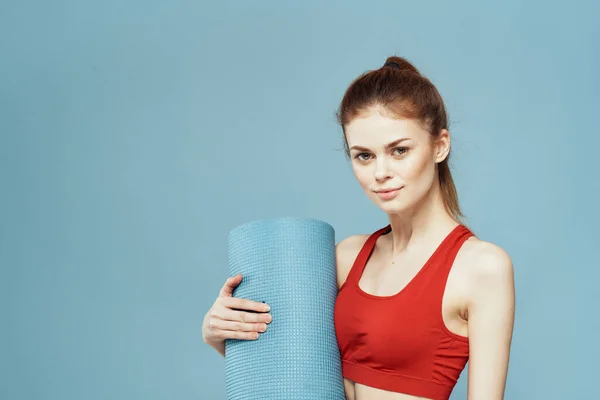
[345,113,428,147]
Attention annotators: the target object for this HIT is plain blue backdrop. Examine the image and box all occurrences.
[1,0,598,399]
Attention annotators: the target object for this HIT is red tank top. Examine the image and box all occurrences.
[334,224,474,400]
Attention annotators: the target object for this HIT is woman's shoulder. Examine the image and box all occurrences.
[455,234,515,333]
[456,234,514,288]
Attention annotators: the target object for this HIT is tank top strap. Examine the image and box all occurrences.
[417,225,476,301]
[344,224,392,285]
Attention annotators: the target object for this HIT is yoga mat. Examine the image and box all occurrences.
[225,217,345,400]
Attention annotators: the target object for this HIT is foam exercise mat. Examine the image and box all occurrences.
[225,217,345,399]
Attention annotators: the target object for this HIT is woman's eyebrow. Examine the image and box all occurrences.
[350,138,410,151]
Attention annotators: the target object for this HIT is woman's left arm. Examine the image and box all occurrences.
[466,243,515,400]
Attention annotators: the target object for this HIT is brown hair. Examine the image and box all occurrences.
[336,56,465,223]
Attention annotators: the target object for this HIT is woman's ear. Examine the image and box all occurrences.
[433,129,451,163]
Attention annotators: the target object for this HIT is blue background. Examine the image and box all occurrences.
[1,0,598,399]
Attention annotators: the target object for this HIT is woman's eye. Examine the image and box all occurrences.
[354,148,408,162]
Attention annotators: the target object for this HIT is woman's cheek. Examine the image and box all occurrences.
[352,165,371,188]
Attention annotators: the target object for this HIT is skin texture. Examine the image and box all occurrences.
[337,106,515,400]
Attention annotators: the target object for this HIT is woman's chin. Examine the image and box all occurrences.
[374,199,404,211]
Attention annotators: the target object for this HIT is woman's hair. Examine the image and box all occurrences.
[336,55,465,223]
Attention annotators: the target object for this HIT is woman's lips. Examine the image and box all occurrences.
[376,188,401,200]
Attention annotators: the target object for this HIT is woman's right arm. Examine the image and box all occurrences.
[202,273,273,357]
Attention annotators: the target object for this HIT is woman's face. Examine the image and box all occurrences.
[344,107,448,214]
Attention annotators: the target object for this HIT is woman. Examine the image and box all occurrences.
[202,56,515,400]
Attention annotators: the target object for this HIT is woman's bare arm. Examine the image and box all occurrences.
[466,243,515,400]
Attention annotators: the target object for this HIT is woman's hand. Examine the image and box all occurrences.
[202,274,272,355]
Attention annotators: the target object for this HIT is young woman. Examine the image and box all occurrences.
[202,56,515,400]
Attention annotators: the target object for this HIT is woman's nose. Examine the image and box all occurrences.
[374,160,393,181]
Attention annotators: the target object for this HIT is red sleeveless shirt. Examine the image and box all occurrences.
[334,224,475,400]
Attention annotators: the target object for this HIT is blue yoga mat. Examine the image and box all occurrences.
[225,217,345,400]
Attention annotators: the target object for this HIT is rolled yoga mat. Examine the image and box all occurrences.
[225,217,345,400]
